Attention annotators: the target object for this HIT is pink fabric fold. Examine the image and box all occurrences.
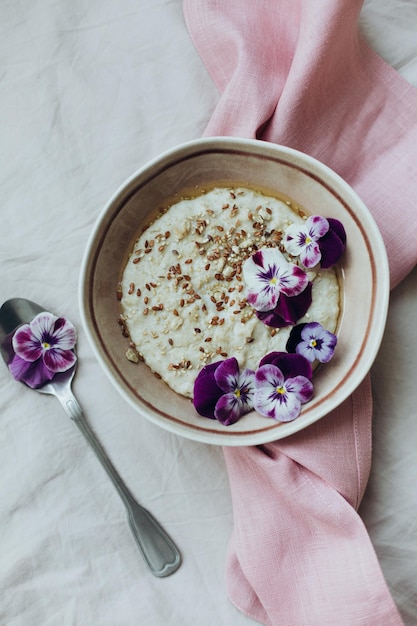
[184,1,417,624]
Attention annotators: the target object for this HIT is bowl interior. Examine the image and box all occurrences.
[80,138,389,445]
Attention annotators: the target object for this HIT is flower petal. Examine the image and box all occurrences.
[299,241,322,268]
[43,347,77,373]
[285,375,314,404]
[278,264,309,297]
[214,357,240,393]
[8,354,55,388]
[193,362,223,419]
[327,218,346,245]
[51,317,77,350]
[318,219,346,268]
[214,393,244,426]
[237,368,256,407]
[307,215,329,239]
[285,323,306,354]
[29,312,58,343]
[283,224,308,257]
[12,324,43,361]
[259,351,313,380]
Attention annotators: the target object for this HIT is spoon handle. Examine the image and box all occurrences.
[56,389,181,577]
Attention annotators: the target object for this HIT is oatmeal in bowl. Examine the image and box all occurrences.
[79,137,389,445]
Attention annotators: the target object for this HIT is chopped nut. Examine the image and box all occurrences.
[125,348,140,363]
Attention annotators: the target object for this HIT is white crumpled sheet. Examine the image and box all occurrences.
[1,1,416,624]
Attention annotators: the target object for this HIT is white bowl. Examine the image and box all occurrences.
[79,137,389,446]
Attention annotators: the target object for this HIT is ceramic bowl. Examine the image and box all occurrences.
[79,137,389,446]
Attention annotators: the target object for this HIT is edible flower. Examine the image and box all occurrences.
[283,216,346,269]
[253,352,313,422]
[193,357,255,426]
[242,247,308,312]
[9,312,77,389]
[286,322,337,363]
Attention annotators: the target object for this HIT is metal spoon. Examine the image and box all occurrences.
[0,297,181,577]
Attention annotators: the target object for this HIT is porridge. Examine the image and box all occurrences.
[119,187,340,398]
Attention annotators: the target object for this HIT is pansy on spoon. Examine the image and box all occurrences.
[0,298,181,577]
[193,215,344,425]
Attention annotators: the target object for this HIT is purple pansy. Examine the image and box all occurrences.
[253,359,313,422]
[9,312,77,388]
[286,322,337,363]
[242,247,308,312]
[283,216,346,269]
[193,357,255,426]
[256,281,312,328]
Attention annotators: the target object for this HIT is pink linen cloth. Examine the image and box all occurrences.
[183,1,417,625]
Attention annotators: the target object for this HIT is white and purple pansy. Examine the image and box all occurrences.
[283,216,346,269]
[253,352,313,423]
[286,322,337,363]
[9,312,77,389]
[242,247,308,312]
[193,357,256,426]
[242,247,311,327]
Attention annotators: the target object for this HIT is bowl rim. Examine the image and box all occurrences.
[79,136,390,446]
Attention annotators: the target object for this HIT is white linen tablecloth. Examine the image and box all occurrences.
[1,1,416,624]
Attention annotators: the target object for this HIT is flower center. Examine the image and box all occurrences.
[305,236,312,245]
[310,339,317,347]
[276,386,286,395]
[42,342,51,350]
[234,388,241,398]
[270,277,277,285]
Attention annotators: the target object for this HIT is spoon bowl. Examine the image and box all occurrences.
[0,297,181,577]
